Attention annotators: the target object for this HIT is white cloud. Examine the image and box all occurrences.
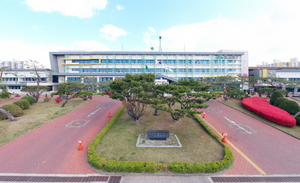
[116,4,124,10]
[144,27,159,51]
[0,40,109,68]
[25,0,108,18]
[144,13,300,66]
[100,25,127,41]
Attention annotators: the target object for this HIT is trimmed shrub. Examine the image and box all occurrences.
[273,97,288,107]
[242,97,296,127]
[44,97,51,102]
[270,90,284,105]
[295,115,300,126]
[19,99,30,109]
[13,101,24,110]
[0,104,24,119]
[278,100,300,115]
[21,95,36,104]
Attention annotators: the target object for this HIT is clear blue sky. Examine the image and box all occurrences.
[1,0,300,67]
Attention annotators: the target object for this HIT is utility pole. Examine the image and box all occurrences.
[159,36,162,52]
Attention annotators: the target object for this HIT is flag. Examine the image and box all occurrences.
[156,59,162,65]
[145,65,150,72]
[156,60,172,72]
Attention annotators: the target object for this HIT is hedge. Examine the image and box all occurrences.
[19,99,30,109]
[21,96,36,104]
[242,97,296,127]
[270,90,283,105]
[13,101,24,110]
[273,97,288,107]
[0,104,24,120]
[88,105,234,173]
[278,100,300,115]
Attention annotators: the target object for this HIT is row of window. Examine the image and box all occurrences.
[67,77,117,82]
[0,78,47,82]
[71,59,99,64]
[70,68,237,73]
[98,59,237,64]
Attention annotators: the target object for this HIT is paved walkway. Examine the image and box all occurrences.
[202,98,300,175]
[0,95,121,174]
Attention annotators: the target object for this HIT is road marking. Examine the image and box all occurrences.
[224,117,252,134]
[86,107,103,118]
[199,115,266,175]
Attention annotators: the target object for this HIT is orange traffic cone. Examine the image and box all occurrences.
[78,139,83,150]
[202,112,206,119]
[221,132,228,143]
[107,111,112,118]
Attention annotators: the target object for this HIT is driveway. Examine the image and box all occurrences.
[202,99,300,175]
[0,95,121,174]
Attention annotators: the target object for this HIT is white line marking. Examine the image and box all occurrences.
[86,107,102,118]
[224,116,252,134]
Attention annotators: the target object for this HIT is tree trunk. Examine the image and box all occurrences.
[0,108,17,121]
[61,85,88,107]
[294,111,300,118]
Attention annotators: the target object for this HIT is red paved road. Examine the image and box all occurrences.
[202,99,300,175]
[0,95,121,174]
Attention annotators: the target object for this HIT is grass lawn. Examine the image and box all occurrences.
[220,98,300,139]
[0,97,91,146]
[0,98,12,104]
[96,106,224,164]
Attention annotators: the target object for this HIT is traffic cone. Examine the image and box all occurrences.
[107,111,112,118]
[221,132,228,143]
[78,139,83,150]
[202,112,206,119]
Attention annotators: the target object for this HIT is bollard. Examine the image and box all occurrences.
[107,111,112,118]
[221,132,228,143]
[202,112,206,119]
[78,139,83,151]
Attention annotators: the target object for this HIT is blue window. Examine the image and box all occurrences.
[156,68,163,73]
[178,60,185,64]
[99,77,113,82]
[178,69,184,73]
[102,60,107,63]
[72,59,99,64]
[67,77,81,81]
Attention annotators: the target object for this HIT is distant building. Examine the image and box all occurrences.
[49,50,249,91]
[0,50,249,93]
[0,61,54,94]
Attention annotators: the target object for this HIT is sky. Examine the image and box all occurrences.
[1,0,300,68]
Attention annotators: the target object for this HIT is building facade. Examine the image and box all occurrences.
[49,50,248,91]
[0,61,54,94]
[0,50,249,94]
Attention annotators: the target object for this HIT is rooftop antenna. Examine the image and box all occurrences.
[159,36,162,52]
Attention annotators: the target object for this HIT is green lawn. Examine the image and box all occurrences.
[0,97,91,146]
[220,98,300,139]
[96,106,224,164]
